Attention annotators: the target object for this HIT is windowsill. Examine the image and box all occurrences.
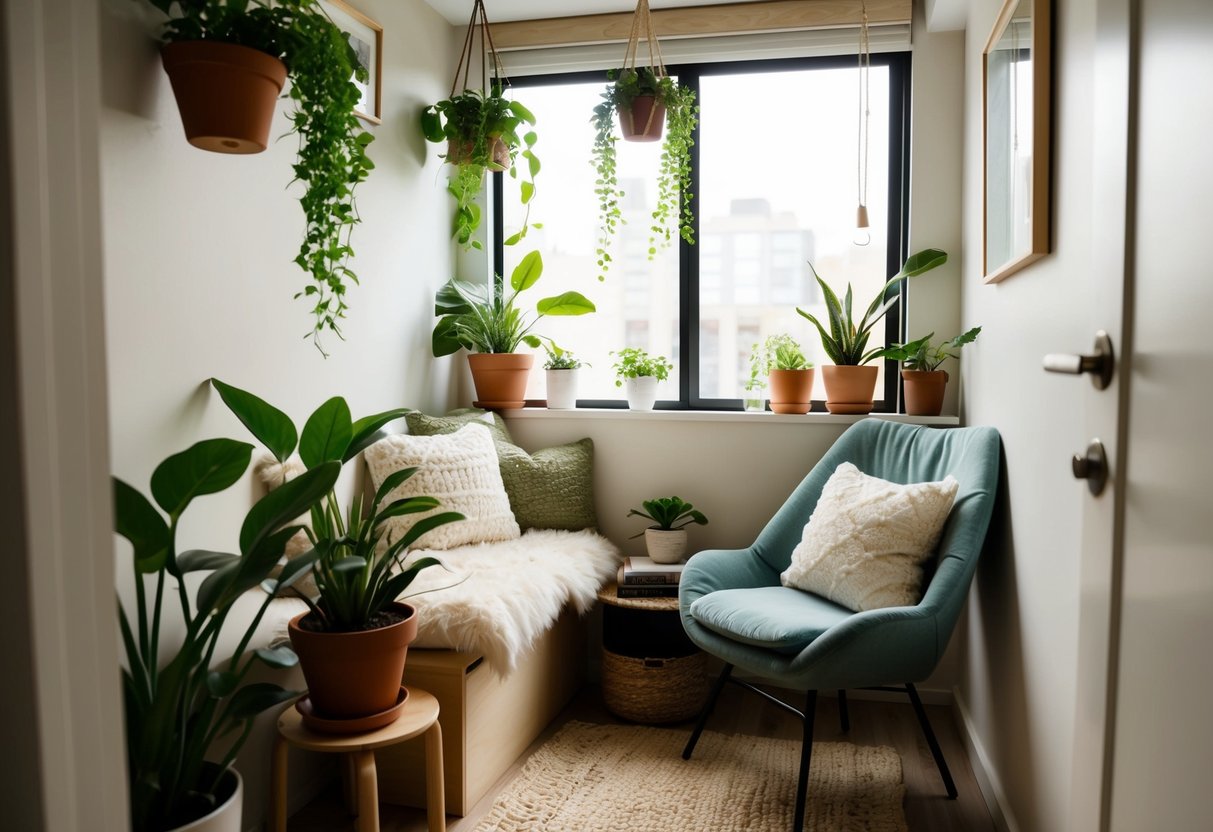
[502,408,960,426]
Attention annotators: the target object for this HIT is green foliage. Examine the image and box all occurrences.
[748,334,813,389]
[543,344,585,370]
[422,87,540,249]
[116,435,340,831]
[147,0,376,355]
[626,495,709,537]
[874,326,982,371]
[590,67,698,281]
[431,250,596,356]
[796,249,949,366]
[611,346,672,385]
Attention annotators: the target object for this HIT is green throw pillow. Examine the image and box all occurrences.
[404,409,598,532]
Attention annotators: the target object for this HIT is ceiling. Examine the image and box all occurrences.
[421,0,766,25]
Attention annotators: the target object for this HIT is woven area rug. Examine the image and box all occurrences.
[473,721,908,832]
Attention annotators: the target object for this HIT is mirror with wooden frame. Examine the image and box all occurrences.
[983,0,1051,283]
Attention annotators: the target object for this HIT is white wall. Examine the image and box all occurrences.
[97,0,457,826]
[958,0,1098,829]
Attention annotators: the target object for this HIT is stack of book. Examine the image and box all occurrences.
[616,556,685,598]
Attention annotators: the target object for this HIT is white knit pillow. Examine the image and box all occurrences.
[780,462,959,612]
[364,423,519,550]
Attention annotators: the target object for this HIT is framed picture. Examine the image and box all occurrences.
[320,0,383,124]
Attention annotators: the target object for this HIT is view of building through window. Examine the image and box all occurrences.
[501,60,896,406]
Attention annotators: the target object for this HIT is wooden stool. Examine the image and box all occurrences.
[271,687,445,832]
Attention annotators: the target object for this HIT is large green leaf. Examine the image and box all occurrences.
[177,550,239,573]
[434,279,482,316]
[273,547,321,593]
[536,291,595,316]
[432,315,465,357]
[345,408,410,462]
[299,397,352,468]
[113,478,170,575]
[373,466,419,507]
[420,107,445,142]
[510,249,543,293]
[210,379,298,462]
[150,439,252,520]
[239,462,340,556]
[375,496,441,522]
[895,248,948,278]
[195,560,242,618]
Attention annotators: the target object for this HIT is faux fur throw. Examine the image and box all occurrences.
[402,529,621,675]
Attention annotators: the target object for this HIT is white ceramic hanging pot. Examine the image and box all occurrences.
[546,368,579,409]
[645,528,688,564]
[624,376,660,411]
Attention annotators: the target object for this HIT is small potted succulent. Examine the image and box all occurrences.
[751,334,816,415]
[875,326,982,416]
[611,347,673,411]
[432,251,595,409]
[797,249,949,414]
[543,345,585,410]
[627,496,709,563]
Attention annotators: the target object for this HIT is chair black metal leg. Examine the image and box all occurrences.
[837,689,850,733]
[792,690,818,832]
[905,682,957,799]
[682,663,733,760]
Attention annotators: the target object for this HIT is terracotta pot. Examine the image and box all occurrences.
[821,365,879,414]
[445,135,510,169]
[288,602,418,721]
[902,369,949,416]
[767,368,816,414]
[618,96,666,142]
[170,766,241,832]
[160,41,287,154]
[468,352,534,409]
[645,528,687,564]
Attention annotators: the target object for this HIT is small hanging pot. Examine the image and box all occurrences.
[618,96,666,142]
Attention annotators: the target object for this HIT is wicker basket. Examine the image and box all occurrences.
[601,649,709,723]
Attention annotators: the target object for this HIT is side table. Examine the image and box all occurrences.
[271,687,445,832]
[596,582,708,723]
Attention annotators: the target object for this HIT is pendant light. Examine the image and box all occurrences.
[854,0,872,247]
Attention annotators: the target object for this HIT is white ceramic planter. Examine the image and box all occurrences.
[545,368,579,409]
[624,376,660,411]
[172,769,242,832]
[645,528,688,564]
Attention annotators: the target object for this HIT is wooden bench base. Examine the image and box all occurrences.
[375,609,587,816]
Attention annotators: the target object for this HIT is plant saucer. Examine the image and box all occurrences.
[296,686,409,735]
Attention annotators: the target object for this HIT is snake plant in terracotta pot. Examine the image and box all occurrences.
[875,326,981,416]
[797,248,948,414]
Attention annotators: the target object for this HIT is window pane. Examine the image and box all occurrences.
[501,82,680,403]
[697,68,890,402]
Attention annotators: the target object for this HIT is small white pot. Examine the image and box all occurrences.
[545,368,579,409]
[171,768,242,832]
[624,376,660,411]
[645,528,688,564]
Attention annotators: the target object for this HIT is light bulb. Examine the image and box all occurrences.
[853,204,871,247]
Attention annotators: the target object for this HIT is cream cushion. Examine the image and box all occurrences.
[364,422,520,550]
[780,462,959,612]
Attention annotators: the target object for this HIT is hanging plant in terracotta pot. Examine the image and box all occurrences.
[797,249,949,414]
[432,251,595,409]
[875,327,981,416]
[590,0,698,281]
[751,334,816,414]
[421,0,540,250]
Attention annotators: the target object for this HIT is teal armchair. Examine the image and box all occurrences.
[679,419,1000,832]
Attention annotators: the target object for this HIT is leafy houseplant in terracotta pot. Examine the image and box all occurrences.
[146,0,375,354]
[611,347,672,411]
[875,326,981,416]
[433,251,595,409]
[797,249,949,414]
[752,334,816,414]
[627,496,709,564]
[543,345,585,410]
[114,424,341,831]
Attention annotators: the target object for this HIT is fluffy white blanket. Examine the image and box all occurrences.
[403,529,621,675]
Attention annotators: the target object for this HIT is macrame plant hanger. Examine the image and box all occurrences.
[450,0,510,167]
[620,0,667,137]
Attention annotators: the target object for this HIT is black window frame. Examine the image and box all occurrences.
[494,52,913,412]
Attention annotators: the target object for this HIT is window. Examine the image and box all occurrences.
[498,54,909,409]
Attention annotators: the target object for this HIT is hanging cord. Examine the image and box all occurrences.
[622,0,666,78]
[856,0,872,226]
[449,0,508,97]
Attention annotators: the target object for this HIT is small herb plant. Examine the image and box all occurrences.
[796,249,949,366]
[627,496,709,537]
[611,347,673,386]
[432,250,595,356]
[751,334,813,378]
[875,327,982,371]
[590,67,698,281]
[147,0,376,355]
[422,87,540,249]
[543,344,585,370]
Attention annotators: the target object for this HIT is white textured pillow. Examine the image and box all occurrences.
[780,462,959,612]
[364,423,520,550]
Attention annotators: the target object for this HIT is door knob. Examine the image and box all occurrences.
[1072,439,1108,496]
[1043,331,1115,389]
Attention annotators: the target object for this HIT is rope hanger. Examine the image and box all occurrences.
[622,0,667,77]
[451,0,508,97]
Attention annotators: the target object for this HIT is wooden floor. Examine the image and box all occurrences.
[288,683,995,832]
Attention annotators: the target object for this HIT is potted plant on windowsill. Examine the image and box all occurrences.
[874,326,981,416]
[146,0,375,355]
[432,251,596,409]
[796,249,949,414]
[611,347,672,411]
[751,334,816,414]
[627,496,709,564]
[543,345,585,410]
[209,380,464,728]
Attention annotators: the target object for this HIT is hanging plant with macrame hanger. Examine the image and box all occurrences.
[591,0,698,281]
[421,0,540,250]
